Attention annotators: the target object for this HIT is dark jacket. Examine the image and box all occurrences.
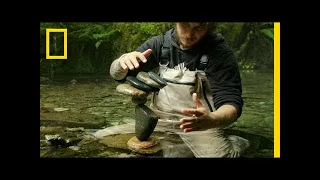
[125,28,243,118]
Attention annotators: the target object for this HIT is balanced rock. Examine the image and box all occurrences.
[116,83,148,98]
[148,71,167,86]
[135,104,159,141]
[127,136,162,154]
[126,76,159,92]
[137,71,163,89]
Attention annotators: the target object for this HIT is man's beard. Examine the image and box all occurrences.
[173,29,201,50]
[173,31,193,49]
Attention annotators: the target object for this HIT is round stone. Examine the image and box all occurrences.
[127,136,161,154]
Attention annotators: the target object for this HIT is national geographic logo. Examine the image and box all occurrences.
[46,28,67,59]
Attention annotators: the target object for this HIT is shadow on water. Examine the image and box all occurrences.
[40,69,275,158]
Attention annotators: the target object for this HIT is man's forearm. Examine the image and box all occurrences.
[109,58,128,81]
[210,104,238,128]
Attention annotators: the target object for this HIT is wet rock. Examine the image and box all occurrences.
[99,133,134,150]
[126,76,159,92]
[137,71,163,89]
[45,134,82,147]
[54,107,69,112]
[116,83,148,98]
[68,146,80,151]
[66,127,84,132]
[131,96,147,105]
[99,133,162,155]
[45,134,66,146]
[135,105,159,141]
[127,136,157,149]
[127,136,162,154]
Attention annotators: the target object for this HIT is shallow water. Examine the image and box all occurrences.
[40,69,275,158]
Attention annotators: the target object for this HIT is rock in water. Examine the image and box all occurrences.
[135,104,159,141]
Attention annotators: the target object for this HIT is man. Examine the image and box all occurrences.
[109,22,249,157]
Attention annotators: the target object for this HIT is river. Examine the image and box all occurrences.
[40,69,275,158]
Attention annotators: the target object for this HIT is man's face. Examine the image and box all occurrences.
[176,22,209,49]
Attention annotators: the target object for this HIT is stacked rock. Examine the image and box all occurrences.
[115,71,167,154]
[127,71,167,106]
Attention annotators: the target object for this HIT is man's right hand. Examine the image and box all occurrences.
[119,49,152,71]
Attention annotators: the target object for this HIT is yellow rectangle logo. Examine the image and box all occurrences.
[46,29,67,59]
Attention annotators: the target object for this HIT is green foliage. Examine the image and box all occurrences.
[40,22,274,76]
[217,22,243,45]
[258,22,274,40]
[238,61,257,70]
[261,28,274,40]
[110,22,174,55]
[225,22,274,70]
[94,29,121,49]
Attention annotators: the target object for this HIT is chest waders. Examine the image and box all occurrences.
[148,31,250,157]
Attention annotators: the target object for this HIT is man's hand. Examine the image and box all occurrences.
[110,49,152,81]
[180,93,218,132]
[119,49,152,71]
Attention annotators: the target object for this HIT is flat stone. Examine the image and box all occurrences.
[99,133,162,155]
[127,136,161,154]
[126,76,159,92]
[137,71,163,89]
[116,83,148,98]
[148,71,167,86]
[97,132,194,157]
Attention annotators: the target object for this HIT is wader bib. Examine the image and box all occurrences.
[148,60,248,158]
[147,31,249,157]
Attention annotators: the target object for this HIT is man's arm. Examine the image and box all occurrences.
[209,104,238,128]
[109,35,164,82]
[207,43,244,119]
[109,55,129,81]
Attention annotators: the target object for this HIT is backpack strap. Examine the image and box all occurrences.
[198,54,208,71]
[160,30,172,65]
[197,33,224,71]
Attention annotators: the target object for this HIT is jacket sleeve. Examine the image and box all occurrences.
[205,43,244,118]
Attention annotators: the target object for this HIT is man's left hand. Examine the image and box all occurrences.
[180,93,218,132]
